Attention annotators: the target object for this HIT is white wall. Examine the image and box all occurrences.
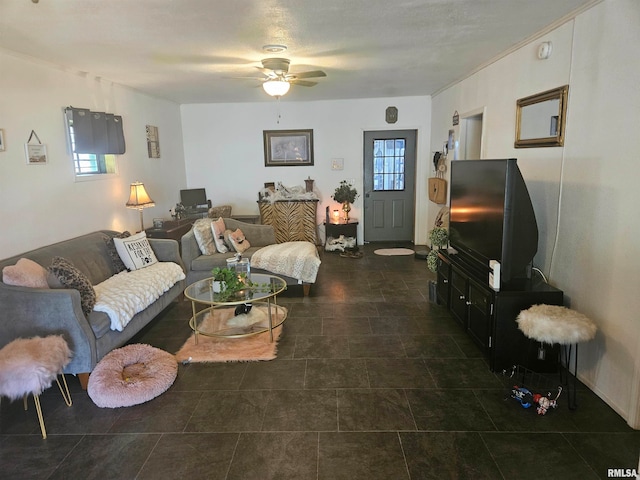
[181,96,432,244]
[431,0,640,427]
[0,51,187,258]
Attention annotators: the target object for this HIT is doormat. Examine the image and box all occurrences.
[174,306,286,363]
[373,248,415,256]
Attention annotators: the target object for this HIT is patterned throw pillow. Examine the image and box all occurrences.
[113,231,158,271]
[2,258,49,288]
[227,228,250,254]
[211,217,229,253]
[105,231,131,273]
[47,257,96,316]
[192,218,217,255]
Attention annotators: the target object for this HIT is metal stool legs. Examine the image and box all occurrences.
[21,374,72,439]
[559,343,578,410]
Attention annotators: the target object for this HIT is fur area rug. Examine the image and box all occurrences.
[0,335,71,400]
[175,305,286,363]
[517,304,597,345]
[87,344,177,408]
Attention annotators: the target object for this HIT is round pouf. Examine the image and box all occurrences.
[516,304,597,345]
[87,344,177,408]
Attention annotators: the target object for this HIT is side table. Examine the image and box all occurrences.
[325,220,358,251]
[145,218,194,246]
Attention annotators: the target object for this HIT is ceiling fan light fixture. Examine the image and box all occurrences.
[263,79,290,97]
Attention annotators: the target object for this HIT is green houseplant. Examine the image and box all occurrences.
[426,226,448,272]
[332,180,359,221]
[210,267,250,300]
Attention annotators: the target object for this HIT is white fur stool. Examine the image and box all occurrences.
[0,335,73,438]
[517,304,597,409]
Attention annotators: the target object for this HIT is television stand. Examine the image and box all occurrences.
[436,250,563,373]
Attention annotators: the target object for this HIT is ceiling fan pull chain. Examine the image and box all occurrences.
[276,97,282,124]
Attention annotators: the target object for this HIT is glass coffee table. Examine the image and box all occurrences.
[184,273,287,343]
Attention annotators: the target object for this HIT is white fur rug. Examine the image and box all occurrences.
[517,304,597,345]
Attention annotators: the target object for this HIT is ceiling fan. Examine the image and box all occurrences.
[247,57,327,97]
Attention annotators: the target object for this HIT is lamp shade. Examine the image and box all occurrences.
[262,80,290,97]
[126,182,155,209]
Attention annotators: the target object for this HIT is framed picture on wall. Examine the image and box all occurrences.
[263,129,314,166]
[146,125,160,158]
[24,143,48,165]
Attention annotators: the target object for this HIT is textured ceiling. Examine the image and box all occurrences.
[0,0,597,104]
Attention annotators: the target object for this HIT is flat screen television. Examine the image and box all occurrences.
[180,188,208,209]
[448,158,538,286]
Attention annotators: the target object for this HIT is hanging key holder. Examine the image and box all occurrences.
[24,130,48,165]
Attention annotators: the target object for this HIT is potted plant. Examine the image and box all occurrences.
[426,226,448,272]
[210,267,249,299]
[332,180,359,222]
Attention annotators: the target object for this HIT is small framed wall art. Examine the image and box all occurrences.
[24,130,47,164]
[146,125,160,158]
[263,129,314,166]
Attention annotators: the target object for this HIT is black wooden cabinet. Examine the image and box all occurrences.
[436,250,563,373]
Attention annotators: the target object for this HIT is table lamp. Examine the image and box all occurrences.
[126,181,155,231]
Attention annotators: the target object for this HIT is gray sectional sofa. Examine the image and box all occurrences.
[0,231,185,388]
[181,218,314,295]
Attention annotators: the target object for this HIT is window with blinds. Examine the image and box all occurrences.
[64,107,125,177]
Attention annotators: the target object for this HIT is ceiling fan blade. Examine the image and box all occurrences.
[289,70,327,79]
[289,79,318,87]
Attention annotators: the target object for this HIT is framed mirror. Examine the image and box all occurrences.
[515,85,568,148]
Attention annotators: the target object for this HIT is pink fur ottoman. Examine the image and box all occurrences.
[87,344,177,408]
[0,335,72,438]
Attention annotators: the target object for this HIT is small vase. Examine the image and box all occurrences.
[342,202,351,222]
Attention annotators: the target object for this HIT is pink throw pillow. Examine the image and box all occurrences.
[2,258,49,288]
[228,228,251,254]
[211,217,229,253]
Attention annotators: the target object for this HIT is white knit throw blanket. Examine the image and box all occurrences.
[93,262,185,332]
[250,241,321,283]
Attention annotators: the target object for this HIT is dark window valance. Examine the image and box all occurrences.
[66,107,126,155]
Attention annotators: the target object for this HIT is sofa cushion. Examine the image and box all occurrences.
[113,231,158,271]
[192,218,217,255]
[2,258,49,288]
[211,217,229,253]
[47,256,96,316]
[104,231,131,273]
[93,262,185,331]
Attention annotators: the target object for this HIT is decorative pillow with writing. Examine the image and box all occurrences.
[2,258,49,288]
[113,231,158,271]
[47,257,96,316]
[211,217,229,253]
[192,218,217,255]
[105,231,131,273]
[226,228,251,254]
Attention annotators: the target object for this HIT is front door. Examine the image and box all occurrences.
[363,130,416,242]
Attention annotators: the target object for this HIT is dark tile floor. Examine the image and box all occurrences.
[1,243,638,479]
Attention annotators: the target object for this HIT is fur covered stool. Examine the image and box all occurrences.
[0,335,73,438]
[517,304,597,410]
